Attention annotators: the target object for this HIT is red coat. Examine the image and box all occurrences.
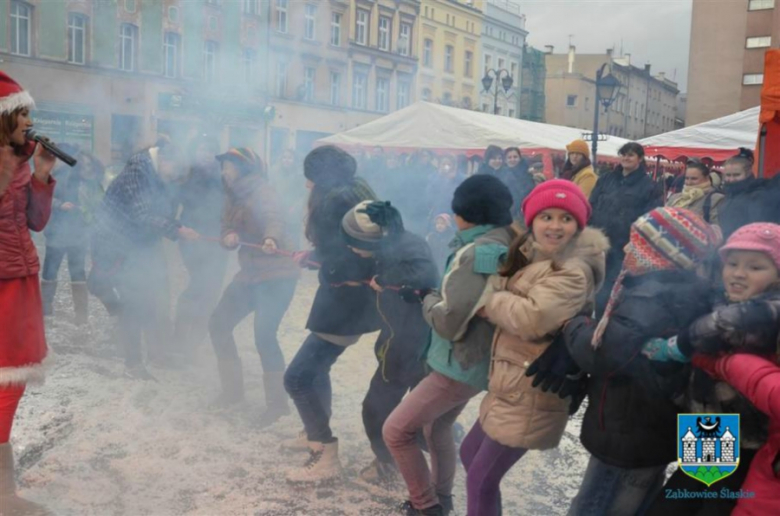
[694,353,780,515]
[0,146,54,386]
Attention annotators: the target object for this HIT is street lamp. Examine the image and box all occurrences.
[591,63,621,163]
[482,69,514,115]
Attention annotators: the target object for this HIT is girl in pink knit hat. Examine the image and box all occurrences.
[640,223,780,516]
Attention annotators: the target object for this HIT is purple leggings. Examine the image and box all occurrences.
[460,420,527,516]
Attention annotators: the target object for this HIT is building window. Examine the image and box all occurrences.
[376,77,389,112]
[119,23,137,71]
[399,23,412,56]
[464,50,473,77]
[445,45,454,73]
[423,39,433,68]
[67,13,87,65]
[276,60,288,97]
[208,16,218,31]
[442,92,453,106]
[304,5,317,40]
[331,13,342,46]
[566,95,577,107]
[484,54,492,73]
[422,88,432,102]
[168,6,179,22]
[498,57,505,70]
[397,81,410,109]
[203,40,218,82]
[482,103,489,112]
[303,66,316,101]
[353,71,367,109]
[510,62,518,81]
[743,73,764,85]
[242,0,260,15]
[509,108,516,118]
[276,0,288,33]
[330,71,341,106]
[355,10,369,46]
[242,48,256,84]
[163,32,180,78]
[746,36,772,48]
[378,16,391,52]
[10,1,31,57]
[748,0,775,10]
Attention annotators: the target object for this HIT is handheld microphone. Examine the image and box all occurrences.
[25,130,78,167]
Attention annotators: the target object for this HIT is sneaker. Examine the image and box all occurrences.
[123,363,158,382]
[399,501,445,516]
[439,494,454,515]
[280,430,310,453]
[359,459,399,486]
[286,439,342,483]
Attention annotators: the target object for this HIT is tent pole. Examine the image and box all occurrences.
[758,124,768,178]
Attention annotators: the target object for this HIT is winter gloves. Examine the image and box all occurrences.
[525,331,588,415]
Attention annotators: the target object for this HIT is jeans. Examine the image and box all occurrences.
[115,245,171,367]
[174,240,228,352]
[383,371,480,510]
[284,333,347,443]
[567,455,667,516]
[460,420,527,516]
[209,278,297,372]
[42,245,87,282]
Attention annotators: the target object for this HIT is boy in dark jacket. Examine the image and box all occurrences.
[340,200,440,486]
[562,207,721,516]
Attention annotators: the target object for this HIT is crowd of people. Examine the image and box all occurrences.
[2,69,780,515]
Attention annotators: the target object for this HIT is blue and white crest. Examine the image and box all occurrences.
[678,413,740,487]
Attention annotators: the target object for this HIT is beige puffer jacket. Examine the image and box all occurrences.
[480,227,609,449]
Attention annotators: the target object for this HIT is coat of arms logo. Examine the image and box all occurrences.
[678,413,740,487]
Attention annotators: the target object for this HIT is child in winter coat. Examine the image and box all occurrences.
[426,214,455,273]
[282,145,379,483]
[640,223,780,515]
[0,71,56,514]
[461,180,608,516]
[383,174,515,516]
[339,200,440,486]
[41,148,104,325]
[207,148,300,426]
[562,207,722,516]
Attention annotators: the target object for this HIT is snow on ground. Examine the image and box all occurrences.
[14,241,590,515]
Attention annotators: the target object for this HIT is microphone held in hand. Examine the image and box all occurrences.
[25,130,78,167]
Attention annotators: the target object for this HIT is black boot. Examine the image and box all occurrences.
[41,280,57,316]
[399,501,444,516]
[257,372,290,427]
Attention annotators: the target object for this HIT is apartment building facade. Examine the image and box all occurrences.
[479,0,526,117]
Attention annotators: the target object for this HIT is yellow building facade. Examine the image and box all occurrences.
[417,0,483,110]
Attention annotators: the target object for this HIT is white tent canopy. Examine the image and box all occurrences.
[317,101,630,158]
[640,106,759,162]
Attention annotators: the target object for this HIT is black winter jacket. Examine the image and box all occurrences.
[564,270,714,468]
[718,176,780,240]
[178,164,223,237]
[305,178,381,336]
[373,231,440,385]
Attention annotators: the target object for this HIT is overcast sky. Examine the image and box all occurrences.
[520,0,693,91]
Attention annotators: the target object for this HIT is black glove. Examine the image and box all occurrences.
[566,377,589,416]
[399,286,430,304]
[526,331,582,397]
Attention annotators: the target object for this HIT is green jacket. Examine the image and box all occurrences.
[423,225,513,390]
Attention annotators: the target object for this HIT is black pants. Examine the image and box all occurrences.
[174,240,228,352]
[362,328,427,464]
[115,245,171,367]
[42,245,87,282]
[208,277,297,372]
[645,448,758,516]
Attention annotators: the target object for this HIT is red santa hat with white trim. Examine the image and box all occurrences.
[0,71,34,115]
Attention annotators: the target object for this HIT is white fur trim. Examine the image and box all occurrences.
[0,90,35,115]
[0,355,52,387]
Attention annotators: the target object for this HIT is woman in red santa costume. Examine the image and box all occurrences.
[0,71,56,514]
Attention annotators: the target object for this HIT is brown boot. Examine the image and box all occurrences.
[209,357,245,409]
[0,443,50,515]
[257,372,290,428]
[71,281,89,326]
[40,281,56,317]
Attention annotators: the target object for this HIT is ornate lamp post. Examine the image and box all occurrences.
[591,63,621,163]
[481,69,514,115]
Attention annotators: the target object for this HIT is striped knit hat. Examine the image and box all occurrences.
[216,148,265,177]
[0,71,34,115]
[341,200,404,251]
[592,207,721,347]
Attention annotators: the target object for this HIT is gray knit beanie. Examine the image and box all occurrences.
[341,200,384,250]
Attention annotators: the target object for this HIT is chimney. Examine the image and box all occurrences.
[644,63,651,73]
[567,45,576,73]
[606,48,613,57]
[544,45,555,54]
[658,72,666,81]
